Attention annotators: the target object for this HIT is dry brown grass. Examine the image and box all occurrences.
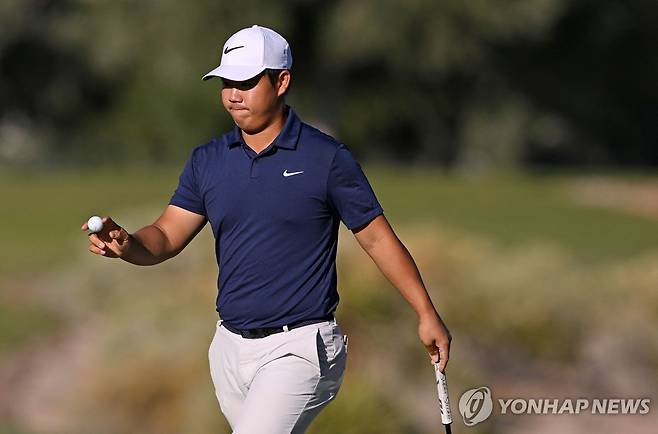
[1,210,657,433]
[568,177,658,220]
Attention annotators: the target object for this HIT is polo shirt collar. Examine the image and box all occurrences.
[225,106,302,150]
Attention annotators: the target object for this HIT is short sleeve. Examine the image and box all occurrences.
[169,149,207,217]
[327,145,383,230]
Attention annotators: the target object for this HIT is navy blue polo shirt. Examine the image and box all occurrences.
[170,107,383,329]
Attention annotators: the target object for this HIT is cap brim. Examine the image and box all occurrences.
[202,64,265,81]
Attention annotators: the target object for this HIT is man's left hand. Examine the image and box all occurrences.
[418,311,452,372]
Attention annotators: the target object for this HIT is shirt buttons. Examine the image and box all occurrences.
[250,159,259,178]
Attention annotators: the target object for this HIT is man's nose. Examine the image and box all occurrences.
[228,87,242,102]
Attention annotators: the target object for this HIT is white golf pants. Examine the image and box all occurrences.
[208,318,348,433]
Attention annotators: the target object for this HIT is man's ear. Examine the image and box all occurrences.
[276,70,291,97]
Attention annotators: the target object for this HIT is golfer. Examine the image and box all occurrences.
[81,25,451,433]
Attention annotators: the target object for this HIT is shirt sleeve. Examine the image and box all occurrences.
[169,148,207,217]
[327,145,383,230]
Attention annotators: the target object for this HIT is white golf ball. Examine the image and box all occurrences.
[87,216,103,233]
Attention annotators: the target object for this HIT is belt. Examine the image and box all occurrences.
[221,315,335,339]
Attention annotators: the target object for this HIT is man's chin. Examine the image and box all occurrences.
[233,120,265,135]
[231,117,249,131]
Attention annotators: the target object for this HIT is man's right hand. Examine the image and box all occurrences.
[80,206,207,266]
[81,216,131,258]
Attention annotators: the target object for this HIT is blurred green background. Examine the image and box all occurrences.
[1,1,657,433]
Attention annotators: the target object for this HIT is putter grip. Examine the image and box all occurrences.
[434,363,453,425]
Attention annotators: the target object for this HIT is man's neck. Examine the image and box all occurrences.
[241,105,287,154]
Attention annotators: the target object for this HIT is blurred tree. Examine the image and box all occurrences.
[0,0,117,164]
[0,0,656,167]
[498,0,658,166]
[318,0,571,166]
[318,0,657,167]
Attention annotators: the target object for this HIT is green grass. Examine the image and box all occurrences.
[1,166,657,275]
[0,167,180,274]
[0,302,64,353]
[0,425,34,434]
[369,167,658,264]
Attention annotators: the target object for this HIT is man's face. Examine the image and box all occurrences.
[220,71,286,134]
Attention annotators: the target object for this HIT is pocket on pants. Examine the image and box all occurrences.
[208,322,224,385]
[309,323,347,408]
[315,323,347,375]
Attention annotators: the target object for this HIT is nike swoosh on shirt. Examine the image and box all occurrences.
[283,170,304,177]
[224,45,245,54]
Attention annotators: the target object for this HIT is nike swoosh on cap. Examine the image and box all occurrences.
[283,170,304,177]
[224,45,245,54]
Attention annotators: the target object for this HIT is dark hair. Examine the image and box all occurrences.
[265,69,291,96]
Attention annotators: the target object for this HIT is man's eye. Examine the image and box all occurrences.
[221,78,258,90]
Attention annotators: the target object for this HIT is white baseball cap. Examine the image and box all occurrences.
[202,25,292,81]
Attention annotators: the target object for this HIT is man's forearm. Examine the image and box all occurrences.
[361,233,437,318]
[354,215,451,367]
[122,225,176,266]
